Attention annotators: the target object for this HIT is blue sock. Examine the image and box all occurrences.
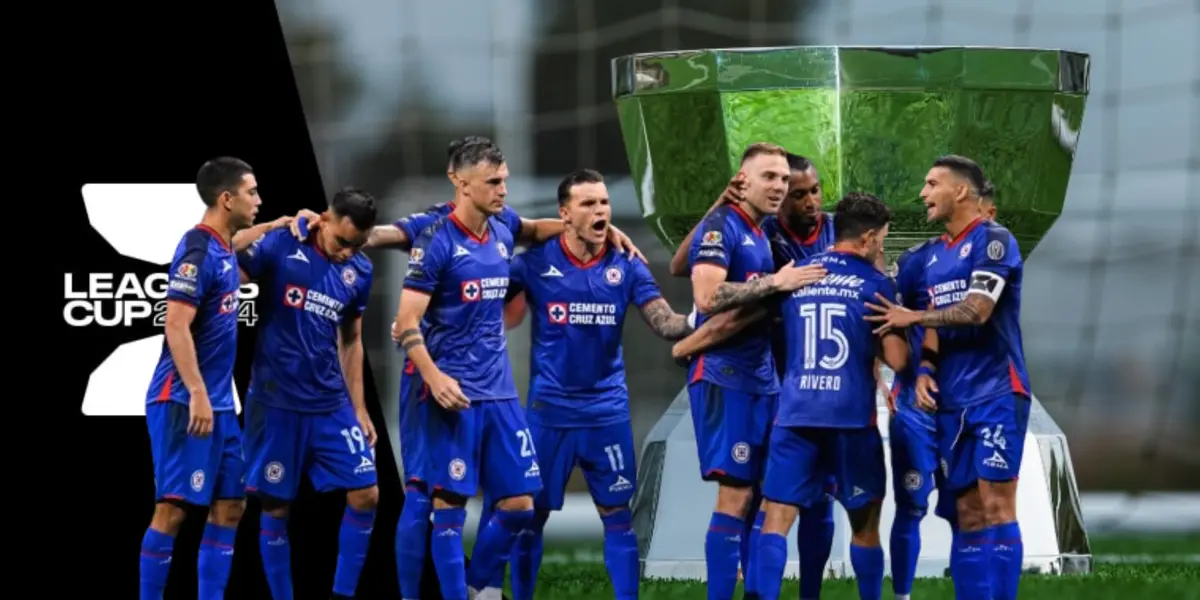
[466,508,533,591]
[139,528,175,600]
[849,544,884,600]
[889,507,924,596]
[990,521,1023,600]
[476,503,506,590]
[742,510,764,600]
[705,512,743,600]
[432,508,468,600]
[601,509,640,600]
[198,523,237,600]
[260,514,293,600]
[396,485,432,599]
[949,529,992,600]
[796,502,834,600]
[510,511,548,600]
[753,532,788,600]
[332,506,376,596]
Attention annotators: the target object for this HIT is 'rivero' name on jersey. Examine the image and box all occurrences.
[145,225,243,411]
[237,229,373,413]
[403,214,518,401]
[778,251,898,429]
[509,235,663,427]
[921,218,1031,410]
[686,204,780,395]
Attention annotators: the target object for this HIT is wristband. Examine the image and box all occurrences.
[917,364,936,379]
[920,347,940,367]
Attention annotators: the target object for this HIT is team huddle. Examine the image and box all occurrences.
[139,139,1031,600]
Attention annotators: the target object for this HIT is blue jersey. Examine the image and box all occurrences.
[403,214,517,401]
[237,229,374,413]
[922,218,1031,409]
[892,237,939,407]
[393,201,522,250]
[763,212,837,265]
[777,250,899,429]
[764,212,837,376]
[146,225,242,412]
[686,204,779,395]
[509,235,663,428]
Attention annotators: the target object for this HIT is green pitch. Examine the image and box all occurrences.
[497,533,1200,599]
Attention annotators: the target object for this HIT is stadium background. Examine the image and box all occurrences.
[276,0,1197,540]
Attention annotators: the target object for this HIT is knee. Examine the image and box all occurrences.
[431,489,469,510]
[715,483,754,516]
[980,481,1018,525]
[893,500,928,522]
[210,499,246,527]
[347,486,380,512]
[151,501,189,534]
[596,504,629,519]
[258,493,291,519]
[847,502,882,543]
[954,489,987,531]
[496,495,535,513]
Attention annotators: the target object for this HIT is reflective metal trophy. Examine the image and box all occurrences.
[615,46,1092,580]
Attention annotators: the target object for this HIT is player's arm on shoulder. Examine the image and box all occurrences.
[164,238,212,397]
[670,178,744,277]
[671,304,769,360]
[232,215,293,252]
[366,209,438,251]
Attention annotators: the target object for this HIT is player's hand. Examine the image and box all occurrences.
[720,173,748,204]
[289,209,322,241]
[390,321,403,345]
[865,292,921,334]
[188,389,214,437]
[772,260,828,292]
[429,371,471,411]
[356,408,378,448]
[915,373,939,412]
[607,225,647,263]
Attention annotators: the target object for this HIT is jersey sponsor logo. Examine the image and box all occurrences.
[604,266,623,286]
[741,234,755,246]
[541,265,563,277]
[701,230,722,246]
[929,278,970,307]
[461,279,481,302]
[554,302,618,326]
[73,184,256,416]
[283,285,346,321]
[461,277,508,302]
[453,245,471,258]
[609,475,633,493]
[287,248,310,263]
[410,248,425,263]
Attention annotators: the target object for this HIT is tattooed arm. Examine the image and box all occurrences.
[917,293,995,327]
[692,264,782,315]
[637,298,692,341]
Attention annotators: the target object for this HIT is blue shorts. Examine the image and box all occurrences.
[425,398,543,500]
[936,395,1031,493]
[763,426,886,510]
[146,402,245,506]
[523,420,637,511]
[889,399,939,511]
[399,363,428,486]
[243,399,378,501]
[688,382,777,485]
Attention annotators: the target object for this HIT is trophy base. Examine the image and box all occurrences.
[630,387,1092,580]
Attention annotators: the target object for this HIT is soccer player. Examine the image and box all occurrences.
[237,187,380,600]
[671,152,838,600]
[394,140,542,600]
[686,142,827,600]
[886,180,998,599]
[866,156,1030,600]
[755,192,909,600]
[497,168,693,600]
[140,157,260,600]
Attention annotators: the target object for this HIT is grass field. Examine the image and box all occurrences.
[494,533,1200,599]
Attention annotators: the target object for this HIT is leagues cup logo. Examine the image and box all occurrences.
[68,184,259,416]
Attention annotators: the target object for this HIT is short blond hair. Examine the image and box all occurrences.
[740,142,788,164]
